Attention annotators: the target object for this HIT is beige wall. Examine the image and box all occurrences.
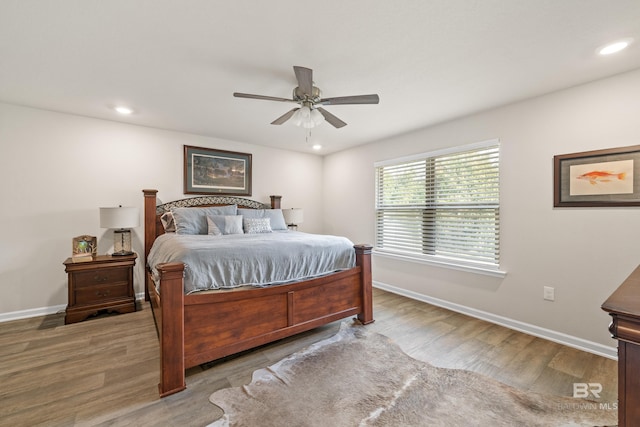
[0,103,324,316]
[3,69,640,354]
[323,68,640,352]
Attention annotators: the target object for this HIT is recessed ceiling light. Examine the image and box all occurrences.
[114,106,134,115]
[598,39,632,55]
[312,144,322,150]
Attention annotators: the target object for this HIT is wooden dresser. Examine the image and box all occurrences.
[602,264,640,427]
[64,254,137,324]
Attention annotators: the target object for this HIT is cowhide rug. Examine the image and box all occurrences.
[208,323,616,427]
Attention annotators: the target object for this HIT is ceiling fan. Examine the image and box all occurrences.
[233,66,379,129]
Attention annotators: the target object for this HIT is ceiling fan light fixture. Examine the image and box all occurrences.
[310,108,325,126]
[292,107,303,126]
[293,105,321,128]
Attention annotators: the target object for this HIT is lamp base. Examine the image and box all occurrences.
[112,250,135,256]
[113,229,133,256]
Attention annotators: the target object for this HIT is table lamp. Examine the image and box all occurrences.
[282,208,303,231]
[99,206,139,256]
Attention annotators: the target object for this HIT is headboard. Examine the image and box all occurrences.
[142,189,282,270]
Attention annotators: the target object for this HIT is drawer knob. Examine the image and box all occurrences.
[93,275,108,283]
[96,290,111,297]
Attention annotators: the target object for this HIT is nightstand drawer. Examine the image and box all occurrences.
[75,282,130,305]
[73,268,129,288]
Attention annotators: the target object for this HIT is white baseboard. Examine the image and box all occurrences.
[0,304,67,323]
[373,281,618,360]
[0,292,147,324]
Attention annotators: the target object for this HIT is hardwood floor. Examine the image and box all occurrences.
[0,288,617,426]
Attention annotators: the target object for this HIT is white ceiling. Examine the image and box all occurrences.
[1,1,639,155]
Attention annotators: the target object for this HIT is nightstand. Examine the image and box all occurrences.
[63,254,137,324]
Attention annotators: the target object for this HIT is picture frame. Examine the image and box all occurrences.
[553,145,640,207]
[72,235,97,257]
[184,145,252,196]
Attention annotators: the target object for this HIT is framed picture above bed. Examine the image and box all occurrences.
[554,145,640,207]
[184,145,252,196]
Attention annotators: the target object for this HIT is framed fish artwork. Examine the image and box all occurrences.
[554,145,640,207]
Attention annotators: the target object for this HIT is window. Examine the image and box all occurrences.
[375,140,500,271]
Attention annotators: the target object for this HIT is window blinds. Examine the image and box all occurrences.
[375,142,500,267]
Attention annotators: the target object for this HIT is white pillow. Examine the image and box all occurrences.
[243,217,273,234]
[224,215,244,235]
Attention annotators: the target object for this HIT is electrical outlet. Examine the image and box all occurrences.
[543,286,555,301]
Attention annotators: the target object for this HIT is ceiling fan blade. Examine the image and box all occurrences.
[233,92,295,103]
[317,107,347,128]
[293,66,313,96]
[271,108,299,125]
[319,94,380,105]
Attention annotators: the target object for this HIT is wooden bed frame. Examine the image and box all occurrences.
[142,189,374,397]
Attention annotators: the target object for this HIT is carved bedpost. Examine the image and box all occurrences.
[270,195,282,209]
[143,189,158,301]
[354,244,374,325]
[157,262,186,397]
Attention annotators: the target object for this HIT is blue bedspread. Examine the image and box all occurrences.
[147,231,356,294]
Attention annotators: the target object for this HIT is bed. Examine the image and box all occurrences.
[142,189,374,397]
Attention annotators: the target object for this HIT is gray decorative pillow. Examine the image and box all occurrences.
[207,215,244,235]
[243,217,273,234]
[237,208,287,231]
[207,216,222,236]
[173,205,237,235]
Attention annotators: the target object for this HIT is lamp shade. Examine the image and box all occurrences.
[282,208,303,225]
[99,206,139,229]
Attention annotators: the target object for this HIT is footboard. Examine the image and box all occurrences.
[152,244,373,397]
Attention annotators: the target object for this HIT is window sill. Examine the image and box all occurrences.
[373,249,507,278]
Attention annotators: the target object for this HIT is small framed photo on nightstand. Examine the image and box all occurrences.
[72,235,96,262]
